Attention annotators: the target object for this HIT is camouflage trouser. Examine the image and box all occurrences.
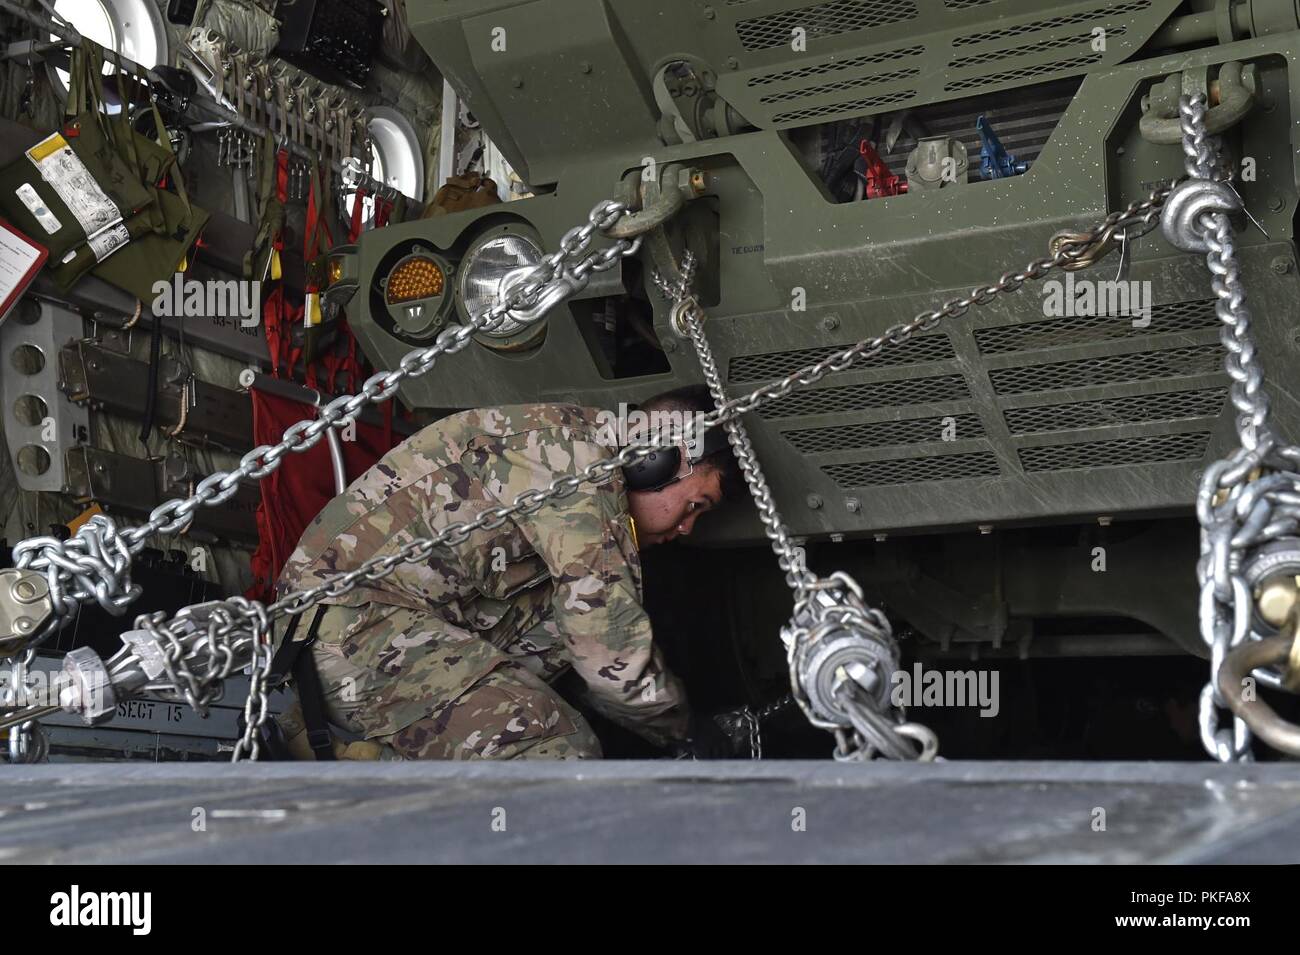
[276,600,602,760]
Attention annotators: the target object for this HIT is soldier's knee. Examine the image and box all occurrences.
[381,670,603,760]
[519,720,603,759]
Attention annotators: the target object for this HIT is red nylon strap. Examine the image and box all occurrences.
[263,286,305,379]
[262,287,286,376]
[276,148,289,204]
[304,166,335,270]
[304,172,319,267]
[349,188,367,242]
[346,326,360,391]
[319,321,365,394]
[319,343,340,394]
[374,195,393,228]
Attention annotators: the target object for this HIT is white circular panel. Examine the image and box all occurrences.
[51,0,166,111]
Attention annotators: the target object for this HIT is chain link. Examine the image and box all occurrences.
[1175,93,1300,761]
[2,649,45,763]
[231,611,273,761]
[717,694,797,759]
[655,254,814,594]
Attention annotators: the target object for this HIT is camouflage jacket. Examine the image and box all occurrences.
[278,404,690,746]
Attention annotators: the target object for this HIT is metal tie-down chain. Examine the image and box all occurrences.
[1167,94,1300,761]
[3,649,46,763]
[655,253,936,760]
[1,180,1176,760]
[658,256,813,592]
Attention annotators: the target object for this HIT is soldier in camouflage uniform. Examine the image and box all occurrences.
[273,387,739,759]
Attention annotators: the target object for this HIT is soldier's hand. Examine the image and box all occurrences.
[677,711,740,759]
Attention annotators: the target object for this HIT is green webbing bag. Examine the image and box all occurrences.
[79,43,209,301]
[0,43,156,286]
[0,40,207,298]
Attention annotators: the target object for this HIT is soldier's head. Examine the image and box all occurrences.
[624,385,742,547]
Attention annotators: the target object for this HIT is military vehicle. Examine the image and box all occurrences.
[336,0,1300,760]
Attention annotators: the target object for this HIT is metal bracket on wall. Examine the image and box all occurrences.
[1,299,90,494]
[59,341,254,452]
[63,448,260,546]
[1140,61,1258,144]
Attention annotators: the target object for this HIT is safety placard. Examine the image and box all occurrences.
[87,221,131,262]
[25,132,121,238]
[0,218,47,325]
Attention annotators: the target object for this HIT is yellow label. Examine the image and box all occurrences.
[304,292,321,326]
[26,132,68,164]
[270,248,282,281]
[68,503,103,534]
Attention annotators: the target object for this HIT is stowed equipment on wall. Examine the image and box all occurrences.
[0,39,208,302]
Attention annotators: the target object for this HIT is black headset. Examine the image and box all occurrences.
[622,423,729,492]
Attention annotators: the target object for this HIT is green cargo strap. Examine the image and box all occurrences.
[149,99,191,217]
[108,52,143,183]
[245,137,282,279]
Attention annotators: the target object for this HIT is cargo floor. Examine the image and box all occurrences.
[0,761,1297,863]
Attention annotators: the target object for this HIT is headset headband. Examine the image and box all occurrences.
[684,420,728,462]
[620,414,728,492]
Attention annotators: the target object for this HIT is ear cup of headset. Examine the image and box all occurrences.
[622,446,682,492]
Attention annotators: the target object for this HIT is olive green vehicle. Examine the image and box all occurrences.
[336,0,1300,751]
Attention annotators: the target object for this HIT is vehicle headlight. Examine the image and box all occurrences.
[386,253,446,305]
[458,233,545,344]
[320,244,360,310]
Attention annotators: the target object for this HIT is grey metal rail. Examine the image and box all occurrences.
[0,0,410,205]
